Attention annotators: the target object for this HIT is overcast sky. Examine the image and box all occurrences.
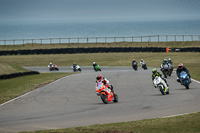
[0,0,200,22]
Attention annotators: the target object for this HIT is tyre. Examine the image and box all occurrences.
[159,86,165,95]
[78,68,81,72]
[186,84,189,89]
[100,94,108,104]
[113,93,118,103]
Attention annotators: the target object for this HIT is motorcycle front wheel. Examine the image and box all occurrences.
[100,94,108,104]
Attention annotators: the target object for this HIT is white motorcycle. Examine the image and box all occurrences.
[153,76,169,95]
[72,65,81,72]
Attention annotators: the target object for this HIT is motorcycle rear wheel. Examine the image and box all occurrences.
[113,93,118,103]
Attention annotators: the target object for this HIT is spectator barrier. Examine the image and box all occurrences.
[0,47,199,56]
[0,71,40,79]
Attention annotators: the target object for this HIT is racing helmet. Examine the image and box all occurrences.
[50,62,52,64]
[73,62,76,64]
[93,62,96,64]
[178,63,183,69]
[168,58,171,61]
[133,59,135,61]
[141,59,143,62]
[152,68,157,74]
[164,58,167,62]
[96,74,102,82]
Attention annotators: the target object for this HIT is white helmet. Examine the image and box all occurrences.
[93,62,96,64]
[168,58,171,61]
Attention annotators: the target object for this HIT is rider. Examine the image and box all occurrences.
[160,58,169,71]
[140,59,146,67]
[132,59,137,68]
[152,68,169,88]
[72,62,77,71]
[93,62,98,70]
[176,63,191,82]
[49,62,54,68]
[168,58,173,64]
[96,74,113,90]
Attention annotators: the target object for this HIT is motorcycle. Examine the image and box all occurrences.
[72,65,81,72]
[161,64,169,78]
[96,82,118,104]
[132,62,138,71]
[179,71,191,89]
[168,63,173,76]
[48,64,59,71]
[153,76,169,95]
[94,65,101,72]
[141,62,147,70]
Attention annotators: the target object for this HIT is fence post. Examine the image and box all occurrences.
[175,35,176,42]
[191,35,193,42]
[68,38,70,44]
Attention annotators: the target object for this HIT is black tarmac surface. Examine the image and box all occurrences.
[0,66,200,133]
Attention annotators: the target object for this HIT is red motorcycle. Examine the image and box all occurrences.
[48,64,59,71]
[96,82,118,104]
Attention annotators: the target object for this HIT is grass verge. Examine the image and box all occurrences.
[0,63,29,75]
[20,112,200,133]
[0,73,72,104]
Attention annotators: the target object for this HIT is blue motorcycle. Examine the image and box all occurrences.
[179,71,191,89]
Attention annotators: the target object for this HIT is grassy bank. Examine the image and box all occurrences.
[0,41,200,51]
[0,63,29,75]
[21,112,200,133]
[0,73,72,104]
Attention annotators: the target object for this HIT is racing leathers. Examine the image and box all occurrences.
[176,66,191,82]
[152,71,169,88]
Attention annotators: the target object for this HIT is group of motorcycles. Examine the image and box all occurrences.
[154,61,191,95]
[132,60,148,71]
[48,63,102,72]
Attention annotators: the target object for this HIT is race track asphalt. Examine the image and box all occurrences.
[0,66,200,133]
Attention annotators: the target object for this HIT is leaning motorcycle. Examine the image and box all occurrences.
[132,62,138,71]
[161,64,169,78]
[94,65,101,72]
[153,76,169,95]
[141,62,148,70]
[72,65,81,72]
[179,71,191,89]
[168,63,173,76]
[48,64,59,71]
[96,82,118,104]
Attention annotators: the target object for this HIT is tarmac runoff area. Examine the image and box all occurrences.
[0,66,200,133]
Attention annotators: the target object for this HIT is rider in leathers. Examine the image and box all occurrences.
[152,68,169,88]
[176,63,191,83]
[96,74,113,96]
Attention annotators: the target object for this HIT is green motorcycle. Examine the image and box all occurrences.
[94,65,101,72]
